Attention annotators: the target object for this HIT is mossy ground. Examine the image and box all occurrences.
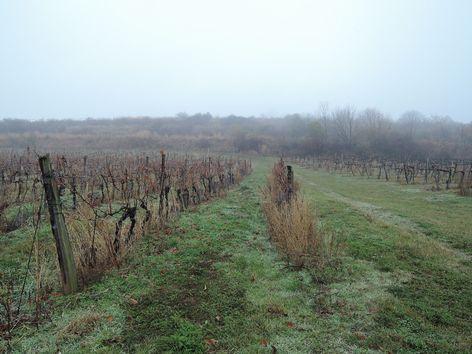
[1,158,471,353]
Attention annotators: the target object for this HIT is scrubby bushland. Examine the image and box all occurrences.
[1,108,471,160]
[261,159,340,268]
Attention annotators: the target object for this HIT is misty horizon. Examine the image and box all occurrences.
[0,108,470,124]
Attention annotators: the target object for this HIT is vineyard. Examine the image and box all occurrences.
[0,150,251,343]
[291,155,472,196]
[1,154,471,352]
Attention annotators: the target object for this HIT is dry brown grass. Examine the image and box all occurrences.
[264,159,299,204]
[67,204,147,284]
[56,311,103,341]
[262,194,316,267]
[261,160,341,268]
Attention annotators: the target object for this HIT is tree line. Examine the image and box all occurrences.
[1,107,471,159]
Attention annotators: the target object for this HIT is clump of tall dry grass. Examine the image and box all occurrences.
[261,159,340,268]
[265,159,299,204]
[67,204,146,284]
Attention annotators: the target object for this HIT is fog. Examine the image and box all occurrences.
[1,0,471,121]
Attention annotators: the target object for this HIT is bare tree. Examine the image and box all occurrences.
[332,106,356,148]
[398,110,425,138]
[318,102,330,141]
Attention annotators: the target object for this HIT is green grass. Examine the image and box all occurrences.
[1,158,471,353]
[294,164,472,352]
[296,168,472,254]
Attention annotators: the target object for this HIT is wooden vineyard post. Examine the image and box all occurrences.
[425,158,429,184]
[39,154,78,294]
[158,150,166,226]
[287,165,293,202]
[81,155,87,192]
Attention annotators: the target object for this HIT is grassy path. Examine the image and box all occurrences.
[296,167,472,254]
[298,174,470,263]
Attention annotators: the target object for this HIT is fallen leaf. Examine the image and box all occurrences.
[107,315,113,322]
[286,321,295,328]
[260,338,268,347]
[128,297,138,305]
[251,273,256,282]
[205,338,218,345]
[169,247,179,254]
[355,332,367,340]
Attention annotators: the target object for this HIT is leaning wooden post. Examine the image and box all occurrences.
[39,154,78,294]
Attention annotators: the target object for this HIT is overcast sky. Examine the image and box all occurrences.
[0,0,471,122]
